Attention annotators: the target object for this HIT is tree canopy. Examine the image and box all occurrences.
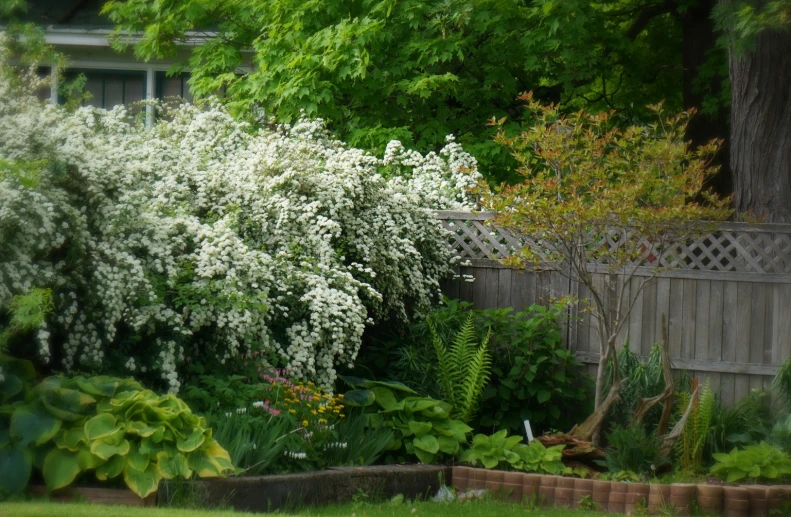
[103,0,690,184]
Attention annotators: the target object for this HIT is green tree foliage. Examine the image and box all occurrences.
[102,0,689,183]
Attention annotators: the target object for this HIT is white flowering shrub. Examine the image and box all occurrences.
[0,37,479,390]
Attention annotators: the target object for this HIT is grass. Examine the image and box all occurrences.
[0,500,620,517]
[0,502,264,517]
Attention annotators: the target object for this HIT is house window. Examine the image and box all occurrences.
[155,71,193,103]
[64,69,147,113]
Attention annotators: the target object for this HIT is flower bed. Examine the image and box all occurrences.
[452,467,791,516]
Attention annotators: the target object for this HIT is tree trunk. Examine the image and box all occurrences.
[682,0,732,197]
[729,28,791,222]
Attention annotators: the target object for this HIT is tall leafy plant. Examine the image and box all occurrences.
[678,378,716,473]
[430,313,492,423]
[484,96,732,441]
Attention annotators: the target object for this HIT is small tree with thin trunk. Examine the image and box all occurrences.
[483,94,732,442]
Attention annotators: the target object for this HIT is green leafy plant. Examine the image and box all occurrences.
[431,313,492,424]
[459,430,565,474]
[602,344,674,431]
[360,299,591,435]
[0,367,234,498]
[477,302,590,435]
[710,442,791,483]
[341,376,471,464]
[207,411,292,476]
[181,375,271,415]
[773,357,791,410]
[707,389,769,457]
[678,378,716,473]
[600,423,662,477]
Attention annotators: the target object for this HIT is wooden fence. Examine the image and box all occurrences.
[436,211,791,405]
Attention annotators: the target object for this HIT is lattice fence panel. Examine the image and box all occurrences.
[434,211,791,274]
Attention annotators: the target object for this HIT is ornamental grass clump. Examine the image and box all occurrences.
[0,33,480,390]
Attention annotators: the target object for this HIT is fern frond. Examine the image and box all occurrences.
[430,312,493,423]
[457,330,493,423]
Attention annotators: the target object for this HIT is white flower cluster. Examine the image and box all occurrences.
[0,35,478,389]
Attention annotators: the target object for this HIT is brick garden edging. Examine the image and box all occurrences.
[452,466,791,517]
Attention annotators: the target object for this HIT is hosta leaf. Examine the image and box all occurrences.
[156,451,190,480]
[407,421,432,437]
[43,448,81,491]
[90,438,130,460]
[95,454,125,481]
[727,469,747,482]
[482,456,499,469]
[0,446,32,494]
[372,387,403,412]
[203,440,233,471]
[413,447,435,464]
[10,405,61,448]
[413,435,440,454]
[763,465,779,478]
[123,463,161,498]
[76,447,105,470]
[125,421,150,436]
[127,445,151,471]
[84,413,118,441]
[437,435,460,454]
[341,389,375,407]
[0,374,24,403]
[63,427,88,449]
[187,448,223,478]
[176,429,205,453]
[75,377,119,398]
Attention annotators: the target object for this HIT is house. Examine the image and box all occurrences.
[1,0,206,122]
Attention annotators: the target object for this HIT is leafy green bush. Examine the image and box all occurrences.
[459,430,565,473]
[599,424,661,477]
[707,390,769,458]
[180,374,270,416]
[710,442,791,483]
[0,361,233,498]
[359,299,591,435]
[341,376,471,464]
[431,313,491,423]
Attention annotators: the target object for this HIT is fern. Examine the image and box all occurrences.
[430,313,492,423]
[677,378,715,473]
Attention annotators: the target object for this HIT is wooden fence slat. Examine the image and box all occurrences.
[681,279,697,360]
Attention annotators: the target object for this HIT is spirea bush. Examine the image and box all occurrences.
[0,36,479,390]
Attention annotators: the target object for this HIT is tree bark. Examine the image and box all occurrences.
[682,0,732,197]
[729,27,791,222]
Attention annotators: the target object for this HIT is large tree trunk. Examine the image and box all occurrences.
[729,28,791,222]
[682,0,731,197]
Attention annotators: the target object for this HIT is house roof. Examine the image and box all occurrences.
[5,0,110,28]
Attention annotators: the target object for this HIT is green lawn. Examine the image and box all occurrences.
[0,500,618,517]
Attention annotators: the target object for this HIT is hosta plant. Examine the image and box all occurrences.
[460,430,565,473]
[341,376,471,464]
[710,442,791,483]
[0,365,233,498]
